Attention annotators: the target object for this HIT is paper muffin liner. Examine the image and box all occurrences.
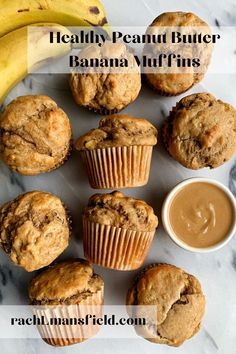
[80,145,153,189]
[62,202,73,242]
[33,287,104,346]
[83,218,155,270]
[161,102,182,157]
[48,137,73,173]
[88,105,121,115]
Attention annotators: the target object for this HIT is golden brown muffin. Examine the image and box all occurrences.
[69,42,141,114]
[0,95,72,175]
[126,263,206,347]
[29,259,104,305]
[83,192,158,270]
[162,93,236,169]
[29,259,104,346]
[76,115,157,189]
[84,191,158,232]
[0,191,70,272]
[144,12,212,95]
[76,114,157,150]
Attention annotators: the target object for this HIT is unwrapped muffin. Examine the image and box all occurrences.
[162,92,236,169]
[29,259,104,346]
[126,263,205,346]
[0,191,70,271]
[83,191,158,270]
[69,42,141,114]
[0,95,72,175]
[76,114,157,188]
[143,12,212,96]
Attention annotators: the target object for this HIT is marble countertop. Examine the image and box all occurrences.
[0,0,236,353]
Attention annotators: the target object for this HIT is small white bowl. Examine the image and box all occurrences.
[162,177,236,253]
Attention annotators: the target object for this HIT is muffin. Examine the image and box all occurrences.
[76,114,157,189]
[162,93,236,169]
[143,12,213,95]
[0,191,70,271]
[0,95,72,175]
[69,42,141,114]
[29,259,104,346]
[83,191,158,270]
[126,263,206,346]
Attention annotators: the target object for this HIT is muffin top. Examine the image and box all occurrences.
[69,42,141,113]
[149,11,209,26]
[162,93,236,169]
[0,95,72,175]
[144,12,212,95]
[127,263,205,346]
[29,259,104,305]
[76,115,157,150]
[0,191,70,272]
[83,191,158,231]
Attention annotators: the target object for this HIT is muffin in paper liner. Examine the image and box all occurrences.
[83,218,155,270]
[80,145,153,189]
[32,287,104,346]
[29,259,104,346]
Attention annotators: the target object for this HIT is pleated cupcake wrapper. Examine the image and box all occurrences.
[62,202,73,239]
[83,219,155,270]
[80,145,153,189]
[33,288,104,347]
[88,106,121,115]
[44,135,73,174]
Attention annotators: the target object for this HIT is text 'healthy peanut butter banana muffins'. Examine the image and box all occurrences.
[0,95,72,175]
[76,114,157,188]
[83,191,158,270]
[126,263,205,347]
[144,12,213,96]
[0,191,70,272]
[29,259,104,346]
[162,93,236,169]
[69,42,141,114]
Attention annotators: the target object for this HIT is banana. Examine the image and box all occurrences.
[0,23,72,105]
[0,0,110,38]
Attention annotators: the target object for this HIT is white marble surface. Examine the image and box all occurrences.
[0,0,236,353]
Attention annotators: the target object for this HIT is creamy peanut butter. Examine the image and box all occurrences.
[168,182,234,248]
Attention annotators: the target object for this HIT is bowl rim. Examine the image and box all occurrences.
[161,177,236,253]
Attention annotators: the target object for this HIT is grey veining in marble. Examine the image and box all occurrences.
[0,0,236,353]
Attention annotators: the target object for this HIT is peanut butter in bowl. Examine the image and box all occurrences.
[162,178,236,252]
